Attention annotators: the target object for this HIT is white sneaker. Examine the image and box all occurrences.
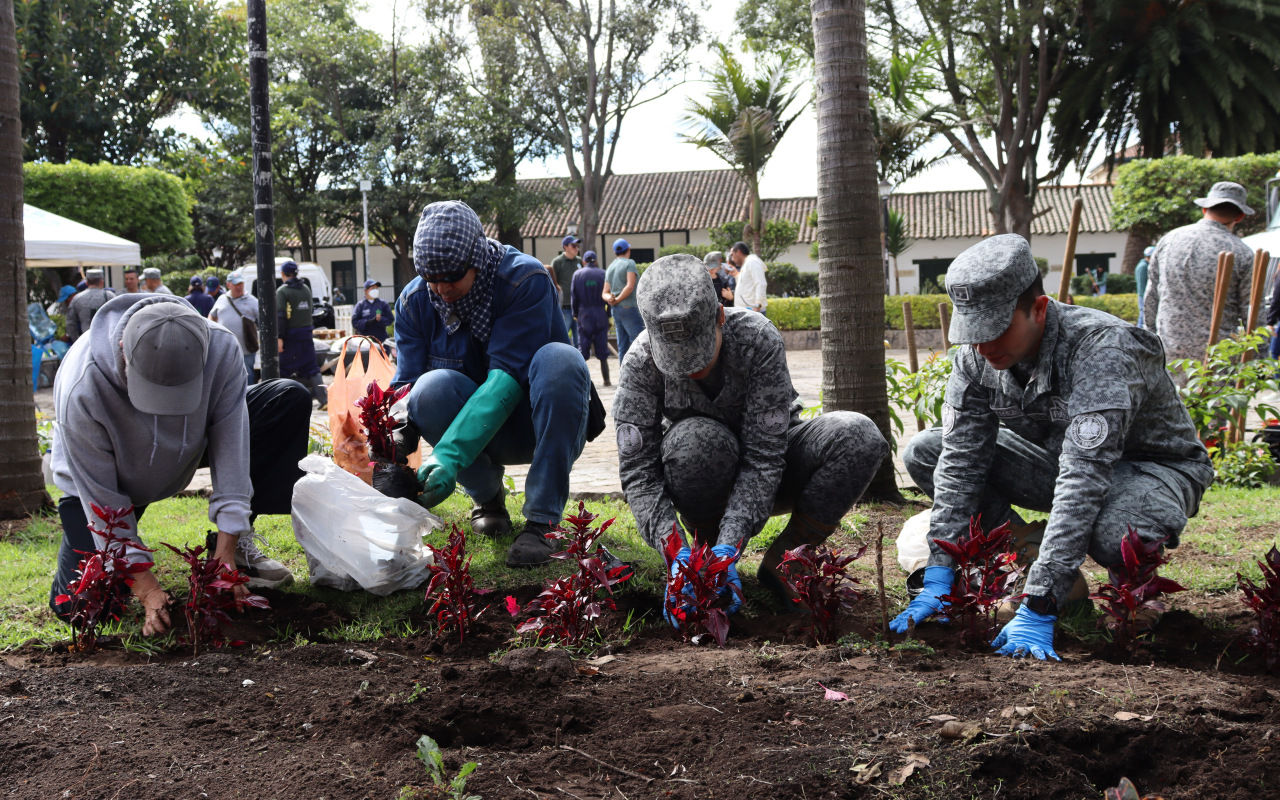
[234,533,295,589]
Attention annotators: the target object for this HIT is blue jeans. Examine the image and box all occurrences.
[612,306,645,361]
[243,354,257,386]
[405,342,589,524]
[562,308,578,348]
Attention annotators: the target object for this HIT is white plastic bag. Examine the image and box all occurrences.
[291,455,439,595]
[896,509,933,575]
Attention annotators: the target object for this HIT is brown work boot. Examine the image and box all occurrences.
[757,513,837,612]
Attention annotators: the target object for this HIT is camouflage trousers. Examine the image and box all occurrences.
[903,427,1204,607]
[660,412,888,545]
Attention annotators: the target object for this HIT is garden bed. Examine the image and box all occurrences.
[3,497,1279,800]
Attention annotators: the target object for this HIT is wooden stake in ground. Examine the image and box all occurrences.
[876,520,889,635]
[938,303,951,351]
[902,301,925,431]
[1055,197,1084,302]
[1205,251,1234,358]
[1233,248,1270,442]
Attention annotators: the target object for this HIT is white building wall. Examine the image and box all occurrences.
[892,231,1131,294]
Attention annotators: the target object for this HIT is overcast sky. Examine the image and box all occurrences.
[165,0,1089,198]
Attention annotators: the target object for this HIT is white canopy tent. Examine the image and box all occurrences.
[25,204,141,288]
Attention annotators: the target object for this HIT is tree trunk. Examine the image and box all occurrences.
[747,179,763,256]
[0,0,51,519]
[813,0,900,503]
[1119,226,1153,275]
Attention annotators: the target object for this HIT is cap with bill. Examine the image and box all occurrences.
[636,254,719,375]
[85,269,104,280]
[142,267,162,279]
[363,279,381,289]
[122,303,210,416]
[583,250,597,264]
[613,238,630,254]
[561,234,582,248]
[205,276,220,290]
[1194,181,1254,215]
[226,271,244,285]
[280,260,299,275]
[189,275,204,288]
[944,234,1038,345]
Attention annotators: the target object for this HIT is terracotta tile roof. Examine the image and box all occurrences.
[503,169,750,238]
[887,184,1115,239]
[279,173,1115,248]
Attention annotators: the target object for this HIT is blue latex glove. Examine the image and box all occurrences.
[889,565,954,633]
[712,544,744,616]
[992,604,1061,661]
[416,456,456,508]
[663,544,745,627]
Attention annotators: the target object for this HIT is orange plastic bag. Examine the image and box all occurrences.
[328,336,421,483]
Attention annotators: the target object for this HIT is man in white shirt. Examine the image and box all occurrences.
[729,241,768,313]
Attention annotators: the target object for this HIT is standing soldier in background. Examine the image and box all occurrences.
[141,267,175,295]
[613,255,888,612]
[122,268,141,294]
[65,268,116,342]
[276,260,327,408]
[571,250,612,387]
[1143,182,1256,361]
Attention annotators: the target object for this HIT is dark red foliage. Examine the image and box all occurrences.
[662,528,743,647]
[778,543,866,644]
[517,503,631,645]
[55,503,154,653]
[162,536,269,656]
[1089,526,1186,652]
[355,381,411,463]
[1237,545,1280,672]
[932,516,1021,645]
[424,526,487,642]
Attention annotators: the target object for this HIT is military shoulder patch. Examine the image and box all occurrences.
[1067,413,1109,450]
[617,423,643,457]
[757,407,790,435]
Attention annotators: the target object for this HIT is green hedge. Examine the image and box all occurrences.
[657,243,716,259]
[768,293,1140,330]
[1112,153,1280,238]
[24,161,194,255]
[766,297,820,330]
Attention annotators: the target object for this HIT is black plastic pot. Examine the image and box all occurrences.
[371,460,418,501]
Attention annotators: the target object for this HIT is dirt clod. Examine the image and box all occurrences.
[498,647,576,681]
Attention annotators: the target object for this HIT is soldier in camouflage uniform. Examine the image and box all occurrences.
[613,255,889,613]
[897,235,1213,660]
[65,269,117,342]
[1143,182,1257,362]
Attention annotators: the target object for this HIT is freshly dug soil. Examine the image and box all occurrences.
[3,585,1279,800]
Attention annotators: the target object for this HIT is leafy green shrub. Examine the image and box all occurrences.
[766,262,819,298]
[1071,274,1096,295]
[1170,329,1280,442]
[1107,274,1137,294]
[709,218,800,261]
[1034,257,1049,277]
[1212,439,1276,490]
[885,294,952,329]
[1112,153,1280,238]
[24,161,195,255]
[658,243,716,259]
[767,297,820,330]
[157,266,233,296]
[1074,294,1139,323]
[886,350,954,435]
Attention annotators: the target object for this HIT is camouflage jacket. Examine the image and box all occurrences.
[612,308,800,548]
[931,300,1214,599]
[1142,218,1256,361]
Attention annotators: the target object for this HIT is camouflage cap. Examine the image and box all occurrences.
[945,234,1038,345]
[636,254,719,375]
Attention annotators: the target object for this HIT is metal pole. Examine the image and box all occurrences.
[248,0,280,381]
[360,179,371,283]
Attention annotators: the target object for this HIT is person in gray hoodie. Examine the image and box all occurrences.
[50,293,311,634]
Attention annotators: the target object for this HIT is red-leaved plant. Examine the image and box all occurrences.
[933,517,1022,645]
[55,504,154,653]
[162,534,269,655]
[1089,527,1186,652]
[424,526,488,642]
[356,381,418,499]
[516,503,631,645]
[662,528,743,647]
[778,543,866,644]
[1237,545,1280,672]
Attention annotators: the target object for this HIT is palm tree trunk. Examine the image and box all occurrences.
[748,179,763,256]
[0,0,51,519]
[813,0,900,502]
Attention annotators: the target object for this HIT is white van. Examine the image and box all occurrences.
[245,258,336,329]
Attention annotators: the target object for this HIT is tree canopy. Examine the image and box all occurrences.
[1111,153,1280,239]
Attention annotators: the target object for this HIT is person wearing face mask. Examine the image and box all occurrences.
[48,294,309,635]
[351,279,393,342]
[612,255,888,615]
[896,235,1213,660]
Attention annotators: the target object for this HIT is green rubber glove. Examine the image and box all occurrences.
[417,370,523,507]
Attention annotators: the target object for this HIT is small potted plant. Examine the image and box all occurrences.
[355,380,418,499]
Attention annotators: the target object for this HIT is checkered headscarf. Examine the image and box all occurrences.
[414,201,505,342]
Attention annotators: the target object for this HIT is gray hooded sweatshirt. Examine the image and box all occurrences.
[51,293,252,564]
